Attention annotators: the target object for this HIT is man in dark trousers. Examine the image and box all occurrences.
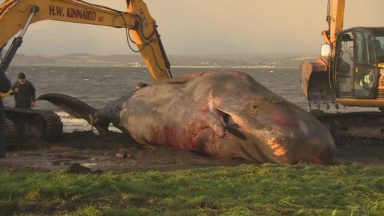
[0,71,11,158]
[10,72,36,108]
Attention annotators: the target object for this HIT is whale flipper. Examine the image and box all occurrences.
[37,93,100,128]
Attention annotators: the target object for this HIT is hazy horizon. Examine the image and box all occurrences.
[15,51,318,58]
[2,0,384,56]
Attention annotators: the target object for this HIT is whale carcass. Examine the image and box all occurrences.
[38,71,335,164]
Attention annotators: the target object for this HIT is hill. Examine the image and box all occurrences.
[10,53,317,68]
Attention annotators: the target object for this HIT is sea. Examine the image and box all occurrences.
[3,65,366,132]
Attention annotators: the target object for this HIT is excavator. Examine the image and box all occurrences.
[0,0,172,145]
[301,0,384,143]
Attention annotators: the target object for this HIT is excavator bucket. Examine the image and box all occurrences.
[301,59,336,108]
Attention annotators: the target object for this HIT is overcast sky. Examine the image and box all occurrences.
[3,0,384,56]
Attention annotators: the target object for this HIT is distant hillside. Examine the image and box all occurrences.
[10,53,317,68]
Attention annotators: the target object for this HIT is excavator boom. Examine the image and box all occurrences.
[323,0,345,46]
[301,0,346,106]
[0,0,172,81]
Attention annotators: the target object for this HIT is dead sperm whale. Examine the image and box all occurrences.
[38,71,335,164]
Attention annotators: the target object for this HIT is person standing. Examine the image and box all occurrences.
[0,70,11,158]
[10,72,36,109]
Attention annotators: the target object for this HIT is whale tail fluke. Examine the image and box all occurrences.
[37,93,109,132]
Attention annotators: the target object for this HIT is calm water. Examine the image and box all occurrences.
[4,66,307,110]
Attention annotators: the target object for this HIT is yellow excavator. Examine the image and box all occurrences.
[301,0,384,143]
[0,0,172,144]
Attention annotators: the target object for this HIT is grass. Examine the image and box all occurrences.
[1,163,384,215]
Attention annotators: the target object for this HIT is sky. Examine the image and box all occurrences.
[2,0,384,56]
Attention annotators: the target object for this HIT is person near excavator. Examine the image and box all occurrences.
[0,71,11,158]
[10,72,36,109]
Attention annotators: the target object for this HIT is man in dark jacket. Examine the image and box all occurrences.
[0,70,11,158]
[10,72,36,108]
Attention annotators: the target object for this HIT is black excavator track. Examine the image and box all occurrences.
[4,118,18,144]
[4,107,63,144]
[311,111,384,145]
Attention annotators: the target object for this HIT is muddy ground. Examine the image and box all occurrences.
[1,131,384,172]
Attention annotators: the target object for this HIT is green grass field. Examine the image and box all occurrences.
[1,163,384,215]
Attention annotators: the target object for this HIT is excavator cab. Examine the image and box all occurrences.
[333,27,384,105]
[301,27,384,108]
[334,28,376,99]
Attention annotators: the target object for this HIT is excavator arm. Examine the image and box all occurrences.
[0,0,172,81]
[322,0,345,46]
[301,0,345,106]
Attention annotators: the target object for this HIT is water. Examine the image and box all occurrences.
[4,66,306,108]
[0,65,335,132]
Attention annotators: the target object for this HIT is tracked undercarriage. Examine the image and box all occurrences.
[311,110,384,144]
[4,107,63,145]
